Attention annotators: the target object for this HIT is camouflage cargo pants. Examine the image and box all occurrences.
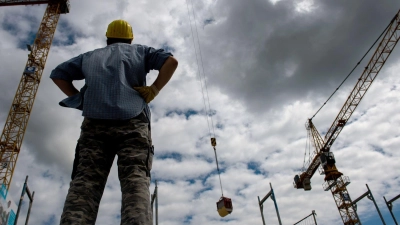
[60,112,153,225]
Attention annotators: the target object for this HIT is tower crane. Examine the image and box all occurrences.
[293,9,400,225]
[0,0,70,192]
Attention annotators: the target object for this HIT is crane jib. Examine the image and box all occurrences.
[300,10,400,183]
[0,1,49,6]
[323,15,400,148]
[306,156,320,176]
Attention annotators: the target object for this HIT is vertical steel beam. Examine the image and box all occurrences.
[270,183,282,225]
[13,176,34,225]
[25,191,34,225]
[353,184,387,225]
[366,184,386,225]
[312,210,318,225]
[151,180,158,225]
[258,196,266,225]
[155,181,158,225]
[383,194,399,225]
[14,176,28,225]
[258,183,282,225]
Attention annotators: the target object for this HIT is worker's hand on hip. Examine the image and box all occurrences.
[133,84,159,103]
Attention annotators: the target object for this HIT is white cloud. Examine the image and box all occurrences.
[0,1,400,225]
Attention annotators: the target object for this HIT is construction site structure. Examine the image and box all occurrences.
[294,210,318,225]
[15,175,35,225]
[293,9,400,225]
[0,0,70,192]
[258,183,282,225]
[384,193,400,225]
[351,184,386,224]
[151,180,159,225]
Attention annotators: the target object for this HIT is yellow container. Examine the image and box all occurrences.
[216,197,233,217]
[217,206,230,217]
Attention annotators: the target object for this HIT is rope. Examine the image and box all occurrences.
[185,0,212,136]
[189,0,216,137]
[185,0,224,196]
[310,17,393,120]
[213,147,224,196]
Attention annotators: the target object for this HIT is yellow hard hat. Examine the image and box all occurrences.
[106,20,134,40]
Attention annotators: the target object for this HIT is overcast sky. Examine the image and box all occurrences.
[1,0,400,224]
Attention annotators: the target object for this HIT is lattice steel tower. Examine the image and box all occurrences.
[293,9,400,225]
[0,0,70,192]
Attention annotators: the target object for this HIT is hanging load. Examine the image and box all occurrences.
[185,0,233,216]
[216,196,233,217]
[211,138,233,217]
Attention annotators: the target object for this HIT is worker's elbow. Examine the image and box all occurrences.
[51,78,71,85]
[168,56,178,67]
[51,77,61,83]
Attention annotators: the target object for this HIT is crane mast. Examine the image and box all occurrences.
[0,0,69,192]
[294,9,400,225]
[0,0,49,6]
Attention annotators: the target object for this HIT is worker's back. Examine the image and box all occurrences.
[81,43,149,120]
[52,43,170,120]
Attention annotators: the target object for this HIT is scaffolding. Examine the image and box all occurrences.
[294,210,318,225]
[383,193,400,225]
[151,180,158,225]
[258,183,282,225]
[352,184,385,225]
[14,176,35,225]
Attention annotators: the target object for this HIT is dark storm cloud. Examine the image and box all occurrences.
[1,1,400,224]
[199,0,400,113]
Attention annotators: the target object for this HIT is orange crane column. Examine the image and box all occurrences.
[308,121,359,225]
[325,12,400,225]
[0,1,69,192]
[328,176,358,225]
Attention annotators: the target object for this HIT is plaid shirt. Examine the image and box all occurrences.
[50,43,172,120]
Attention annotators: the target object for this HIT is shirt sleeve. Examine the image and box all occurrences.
[58,84,87,110]
[50,54,85,81]
[144,46,173,73]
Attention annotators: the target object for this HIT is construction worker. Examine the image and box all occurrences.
[50,19,178,225]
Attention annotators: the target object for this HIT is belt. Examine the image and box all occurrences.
[86,111,148,125]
